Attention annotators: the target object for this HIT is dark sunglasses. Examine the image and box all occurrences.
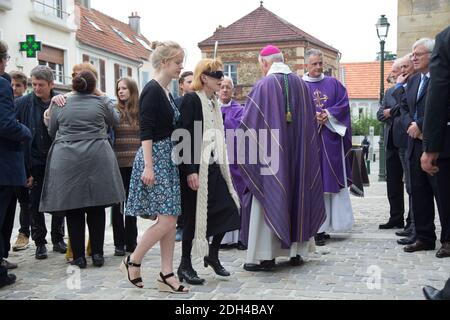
[203,71,224,79]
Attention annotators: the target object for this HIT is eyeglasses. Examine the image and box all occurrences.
[411,51,431,58]
[203,71,224,80]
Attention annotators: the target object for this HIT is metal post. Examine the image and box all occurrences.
[378,40,386,182]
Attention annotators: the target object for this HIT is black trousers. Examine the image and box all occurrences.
[386,147,405,223]
[30,165,65,245]
[363,147,369,160]
[111,167,137,249]
[410,142,439,245]
[66,207,105,260]
[433,158,450,243]
[1,193,17,259]
[0,186,15,273]
[16,186,31,237]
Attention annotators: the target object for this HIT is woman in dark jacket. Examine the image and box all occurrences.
[177,58,240,285]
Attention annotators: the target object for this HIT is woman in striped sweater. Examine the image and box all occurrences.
[111,77,141,257]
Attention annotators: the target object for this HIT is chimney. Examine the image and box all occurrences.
[79,0,91,9]
[129,12,141,34]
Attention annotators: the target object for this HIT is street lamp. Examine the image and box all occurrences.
[376,14,390,182]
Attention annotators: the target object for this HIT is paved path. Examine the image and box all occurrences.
[1,164,448,300]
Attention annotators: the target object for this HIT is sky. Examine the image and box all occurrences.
[90,0,398,70]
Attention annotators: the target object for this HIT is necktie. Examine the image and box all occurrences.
[417,75,429,101]
[414,75,429,121]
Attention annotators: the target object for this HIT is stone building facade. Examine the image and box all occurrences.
[198,4,340,103]
[398,0,450,56]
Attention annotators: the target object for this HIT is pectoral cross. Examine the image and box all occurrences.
[313,90,328,108]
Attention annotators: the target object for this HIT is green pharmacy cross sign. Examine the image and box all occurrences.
[20,35,42,58]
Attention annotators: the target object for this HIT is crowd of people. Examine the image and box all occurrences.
[0,25,449,299]
[378,35,450,258]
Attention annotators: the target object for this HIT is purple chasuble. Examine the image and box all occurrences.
[304,76,353,194]
[221,100,246,201]
[238,73,326,249]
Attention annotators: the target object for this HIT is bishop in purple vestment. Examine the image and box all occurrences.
[303,49,354,240]
[238,45,325,270]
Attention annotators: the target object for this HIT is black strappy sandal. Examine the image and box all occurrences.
[157,272,189,294]
[119,255,144,288]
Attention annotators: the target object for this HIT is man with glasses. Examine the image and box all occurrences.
[0,40,32,288]
[393,38,439,254]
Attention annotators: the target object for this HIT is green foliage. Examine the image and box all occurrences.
[352,116,382,136]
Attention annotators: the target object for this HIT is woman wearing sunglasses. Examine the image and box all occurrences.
[176,59,240,285]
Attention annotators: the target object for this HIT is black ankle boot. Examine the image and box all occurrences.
[177,257,205,285]
[204,256,230,277]
[71,257,87,269]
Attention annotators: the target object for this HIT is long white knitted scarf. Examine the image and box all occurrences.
[192,90,241,259]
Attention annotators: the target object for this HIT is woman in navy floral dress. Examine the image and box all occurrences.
[120,41,188,294]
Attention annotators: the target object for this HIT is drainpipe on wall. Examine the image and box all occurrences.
[137,61,143,89]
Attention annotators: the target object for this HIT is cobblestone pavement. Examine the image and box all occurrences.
[1,164,449,300]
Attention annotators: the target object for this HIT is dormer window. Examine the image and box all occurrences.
[135,37,152,51]
[85,17,102,31]
[111,26,133,44]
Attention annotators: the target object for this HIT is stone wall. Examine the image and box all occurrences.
[398,0,450,56]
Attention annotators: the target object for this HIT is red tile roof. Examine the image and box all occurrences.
[340,61,395,99]
[76,5,152,63]
[198,4,338,53]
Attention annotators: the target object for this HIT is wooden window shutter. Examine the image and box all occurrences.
[127,67,132,77]
[82,54,90,62]
[38,45,64,65]
[114,63,120,84]
[100,59,106,93]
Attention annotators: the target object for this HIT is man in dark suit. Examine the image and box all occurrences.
[421,26,450,259]
[395,38,438,253]
[15,66,66,260]
[0,40,32,289]
[393,55,417,243]
[377,60,410,230]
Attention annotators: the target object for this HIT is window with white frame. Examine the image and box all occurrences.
[89,57,100,73]
[38,45,66,84]
[223,63,238,85]
[119,65,128,78]
[39,60,64,84]
[33,0,66,20]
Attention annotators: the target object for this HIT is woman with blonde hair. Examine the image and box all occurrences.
[111,77,140,256]
[176,59,240,285]
[121,41,188,293]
